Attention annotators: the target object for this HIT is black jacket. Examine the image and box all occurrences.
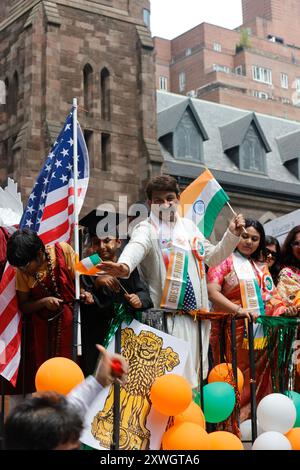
[80,268,152,376]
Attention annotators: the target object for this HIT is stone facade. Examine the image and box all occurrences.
[154,0,300,122]
[0,0,163,214]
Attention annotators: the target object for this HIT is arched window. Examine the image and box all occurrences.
[4,78,9,113]
[240,124,266,173]
[11,71,19,117]
[174,109,203,161]
[83,64,93,112]
[100,67,110,121]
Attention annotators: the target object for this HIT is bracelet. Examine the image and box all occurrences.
[234,306,242,315]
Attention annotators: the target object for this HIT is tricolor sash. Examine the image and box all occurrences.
[232,252,269,350]
[150,215,190,310]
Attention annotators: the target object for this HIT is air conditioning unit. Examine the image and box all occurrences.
[186,90,197,98]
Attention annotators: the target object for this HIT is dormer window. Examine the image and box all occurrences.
[219,113,271,175]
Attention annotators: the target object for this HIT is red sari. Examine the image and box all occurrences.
[5,243,75,394]
[207,255,286,422]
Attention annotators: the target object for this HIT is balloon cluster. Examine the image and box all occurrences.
[251,392,300,450]
[150,367,244,450]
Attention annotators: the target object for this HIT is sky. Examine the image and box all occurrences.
[150,0,243,39]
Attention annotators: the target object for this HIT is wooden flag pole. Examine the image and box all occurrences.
[226,201,247,234]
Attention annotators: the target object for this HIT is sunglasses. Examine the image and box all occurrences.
[291,241,300,248]
[266,249,277,260]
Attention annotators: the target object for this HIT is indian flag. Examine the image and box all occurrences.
[76,253,102,275]
[180,169,229,237]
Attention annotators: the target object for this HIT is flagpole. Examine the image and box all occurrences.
[226,201,247,234]
[73,97,81,357]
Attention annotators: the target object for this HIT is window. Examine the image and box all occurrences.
[83,64,93,112]
[285,158,300,179]
[0,80,5,105]
[235,65,244,75]
[11,71,18,117]
[213,64,230,73]
[239,124,266,174]
[213,42,222,52]
[252,90,269,100]
[179,72,186,92]
[173,109,203,162]
[281,73,288,89]
[143,9,150,28]
[101,133,110,171]
[4,78,9,114]
[252,66,272,85]
[159,76,168,91]
[185,48,192,56]
[84,129,93,162]
[100,67,110,121]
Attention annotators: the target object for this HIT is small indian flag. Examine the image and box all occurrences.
[180,169,229,237]
[76,253,102,276]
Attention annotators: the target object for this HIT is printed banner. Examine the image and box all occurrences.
[80,319,190,450]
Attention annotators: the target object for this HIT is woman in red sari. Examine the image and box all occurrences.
[207,219,295,421]
[6,229,91,394]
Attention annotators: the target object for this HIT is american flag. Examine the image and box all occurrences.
[0,107,89,385]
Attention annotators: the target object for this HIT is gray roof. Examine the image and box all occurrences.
[157,99,209,141]
[276,130,300,164]
[219,113,271,153]
[157,91,300,200]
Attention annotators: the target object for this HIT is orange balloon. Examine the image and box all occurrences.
[208,363,244,394]
[35,357,84,395]
[209,431,244,450]
[174,401,206,429]
[162,422,211,450]
[150,374,192,416]
[286,428,300,450]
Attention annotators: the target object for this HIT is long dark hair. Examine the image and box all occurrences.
[281,225,300,269]
[265,235,281,284]
[238,218,266,261]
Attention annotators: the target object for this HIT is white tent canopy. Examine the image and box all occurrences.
[0,178,23,226]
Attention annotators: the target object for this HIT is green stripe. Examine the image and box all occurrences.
[90,253,101,265]
[178,251,189,309]
[254,279,265,316]
[201,188,229,237]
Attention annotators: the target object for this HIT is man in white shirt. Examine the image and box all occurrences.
[97,175,245,387]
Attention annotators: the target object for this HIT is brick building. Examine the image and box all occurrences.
[157,90,300,239]
[0,0,163,214]
[155,0,300,121]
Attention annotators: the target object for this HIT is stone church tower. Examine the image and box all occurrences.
[0,0,162,213]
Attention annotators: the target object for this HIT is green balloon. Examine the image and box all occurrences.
[203,382,236,423]
[285,391,300,427]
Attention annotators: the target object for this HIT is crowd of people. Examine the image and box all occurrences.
[1,174,300,449]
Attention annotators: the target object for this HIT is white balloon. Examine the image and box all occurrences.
[252,432,292,450]
[240,419,263,441]
[257,393,296,434]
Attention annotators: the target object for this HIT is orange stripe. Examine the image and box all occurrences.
[240,281,246,308]
[179,169,214,212]
[161,251,175,307]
